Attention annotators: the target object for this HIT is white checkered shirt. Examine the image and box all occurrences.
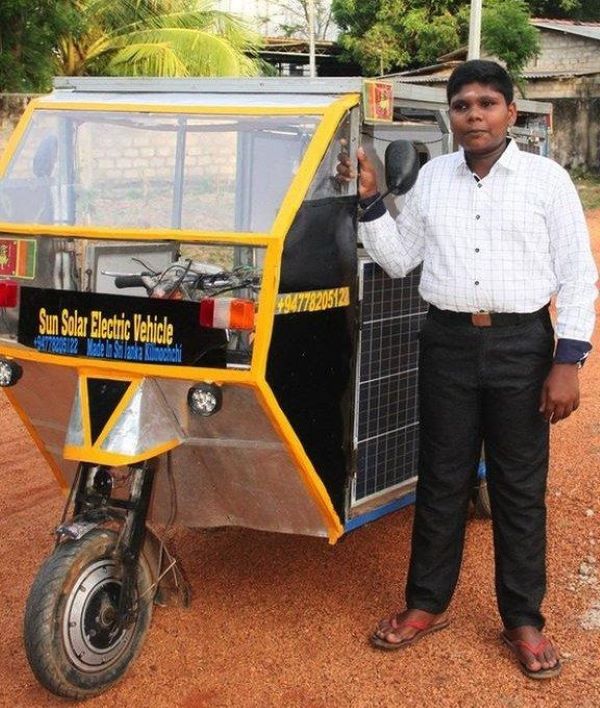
[359,139,598,343]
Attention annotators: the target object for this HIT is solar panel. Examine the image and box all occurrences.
[352,257,428,504]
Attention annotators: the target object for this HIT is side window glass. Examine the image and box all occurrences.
[306,112,357,201]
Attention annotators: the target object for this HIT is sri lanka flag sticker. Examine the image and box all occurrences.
[0,238,36,279]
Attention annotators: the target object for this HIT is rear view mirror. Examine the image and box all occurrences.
[385,140,420,196]
[361,140,420,218]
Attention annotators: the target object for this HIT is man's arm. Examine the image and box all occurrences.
[539,170,598,423]
[337,146,426,278]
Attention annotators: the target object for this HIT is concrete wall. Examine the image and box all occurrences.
[527,30,600,75]
[523,77,600,172]
[548,97,600,172]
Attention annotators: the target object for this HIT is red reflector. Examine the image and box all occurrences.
[199,298,255,330]
[0,281,18,308]
[199,299,215,328]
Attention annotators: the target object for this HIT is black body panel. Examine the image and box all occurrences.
[266,197,357,516]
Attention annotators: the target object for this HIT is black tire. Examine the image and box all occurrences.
[24,528,153,699]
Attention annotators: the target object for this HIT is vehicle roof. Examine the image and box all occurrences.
[46,77,366,109]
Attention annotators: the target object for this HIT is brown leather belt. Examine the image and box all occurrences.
[428,304,549,328]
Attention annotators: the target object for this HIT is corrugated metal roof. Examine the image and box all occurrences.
[531,19,600,42]
[394,75,447,84]
[393,67,600,83]
[522,68,600,79]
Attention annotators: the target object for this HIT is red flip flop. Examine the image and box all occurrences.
[370,612,449,651]
[501,631,562,679]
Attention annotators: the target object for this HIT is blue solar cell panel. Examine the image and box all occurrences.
[353,258,428,503]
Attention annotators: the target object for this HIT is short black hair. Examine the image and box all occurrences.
[446,60,514,105]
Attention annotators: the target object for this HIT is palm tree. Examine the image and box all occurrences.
[58,0,263,78]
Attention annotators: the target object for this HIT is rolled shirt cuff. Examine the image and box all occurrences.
[554,338,592,366]
[358,192,387,222]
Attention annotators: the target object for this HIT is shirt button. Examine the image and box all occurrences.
[475,214,481,220]
[477,183,482,188]
[475,248,480,253]
[475,281,479,285]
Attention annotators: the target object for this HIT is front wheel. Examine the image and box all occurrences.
[24,528,153,699]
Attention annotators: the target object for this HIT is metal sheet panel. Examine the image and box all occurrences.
[149,385,328,536]
[6,367,329,537]
[99,378,184,456]
[150,442,328,536]
[44,89,341,109]
[6,360,80,485]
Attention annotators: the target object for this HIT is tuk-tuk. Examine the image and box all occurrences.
[0,77,552,698]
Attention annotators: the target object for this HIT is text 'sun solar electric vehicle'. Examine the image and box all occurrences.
[0,77,552,698]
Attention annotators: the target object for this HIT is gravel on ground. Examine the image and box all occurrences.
[0,215,599,708]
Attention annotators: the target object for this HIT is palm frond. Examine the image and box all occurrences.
[57,0,262,78]
[106,42,189,76]
[102,27,259,76]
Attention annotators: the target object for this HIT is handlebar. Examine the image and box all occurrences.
[105,261,261,299]
[114,275,147,289]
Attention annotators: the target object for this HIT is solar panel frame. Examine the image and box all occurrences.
[351,256,428,506]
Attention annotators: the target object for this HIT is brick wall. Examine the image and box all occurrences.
[2,96,235,180]
[527,31,600,74]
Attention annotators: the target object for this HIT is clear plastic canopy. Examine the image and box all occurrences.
[0,108,321,232]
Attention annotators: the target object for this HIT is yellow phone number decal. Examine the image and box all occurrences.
[275,287,350,315]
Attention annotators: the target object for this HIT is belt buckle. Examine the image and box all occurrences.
[471,311,492,327]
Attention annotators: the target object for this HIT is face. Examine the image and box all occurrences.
[448,82,517,156]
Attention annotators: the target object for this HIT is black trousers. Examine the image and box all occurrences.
[405,311,554,629]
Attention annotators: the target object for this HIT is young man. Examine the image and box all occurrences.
[338,60,597,679]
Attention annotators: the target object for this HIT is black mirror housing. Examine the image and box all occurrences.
[385,140,420,196]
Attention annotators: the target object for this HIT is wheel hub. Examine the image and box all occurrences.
[63,559,135,672]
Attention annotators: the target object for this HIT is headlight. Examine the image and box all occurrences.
[0,358,23,387]
[187,383,222,416]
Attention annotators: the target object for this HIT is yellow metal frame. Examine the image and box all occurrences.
[0,94,360,542]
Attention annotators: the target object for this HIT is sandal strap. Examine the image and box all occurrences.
[510,637,551,657]
[392,617,430,632]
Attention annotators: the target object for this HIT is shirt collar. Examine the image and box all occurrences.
[454,137,521,176]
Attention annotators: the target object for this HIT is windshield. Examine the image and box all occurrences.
[0,109,320,232]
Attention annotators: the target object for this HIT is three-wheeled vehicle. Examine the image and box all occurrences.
[0,76,552,698]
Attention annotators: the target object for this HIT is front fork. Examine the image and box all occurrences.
[59,460,156,627]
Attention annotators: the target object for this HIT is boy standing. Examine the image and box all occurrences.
[339,60,597,679]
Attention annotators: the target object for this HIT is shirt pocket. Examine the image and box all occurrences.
[500,204,546,236]
[499,206,551,276]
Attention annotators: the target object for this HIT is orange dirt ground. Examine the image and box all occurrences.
[0,216,599,708]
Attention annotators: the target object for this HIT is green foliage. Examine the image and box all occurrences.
[332,0,539,79]
[0,0,81,91]
[333,0,384,36]
[525,0,600,20]
[483,0,540,86]
[59,0,263,78]
[0,0,264,89]
[333,0,411,75]
[404,8,464,65]
[334,0,408,75]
